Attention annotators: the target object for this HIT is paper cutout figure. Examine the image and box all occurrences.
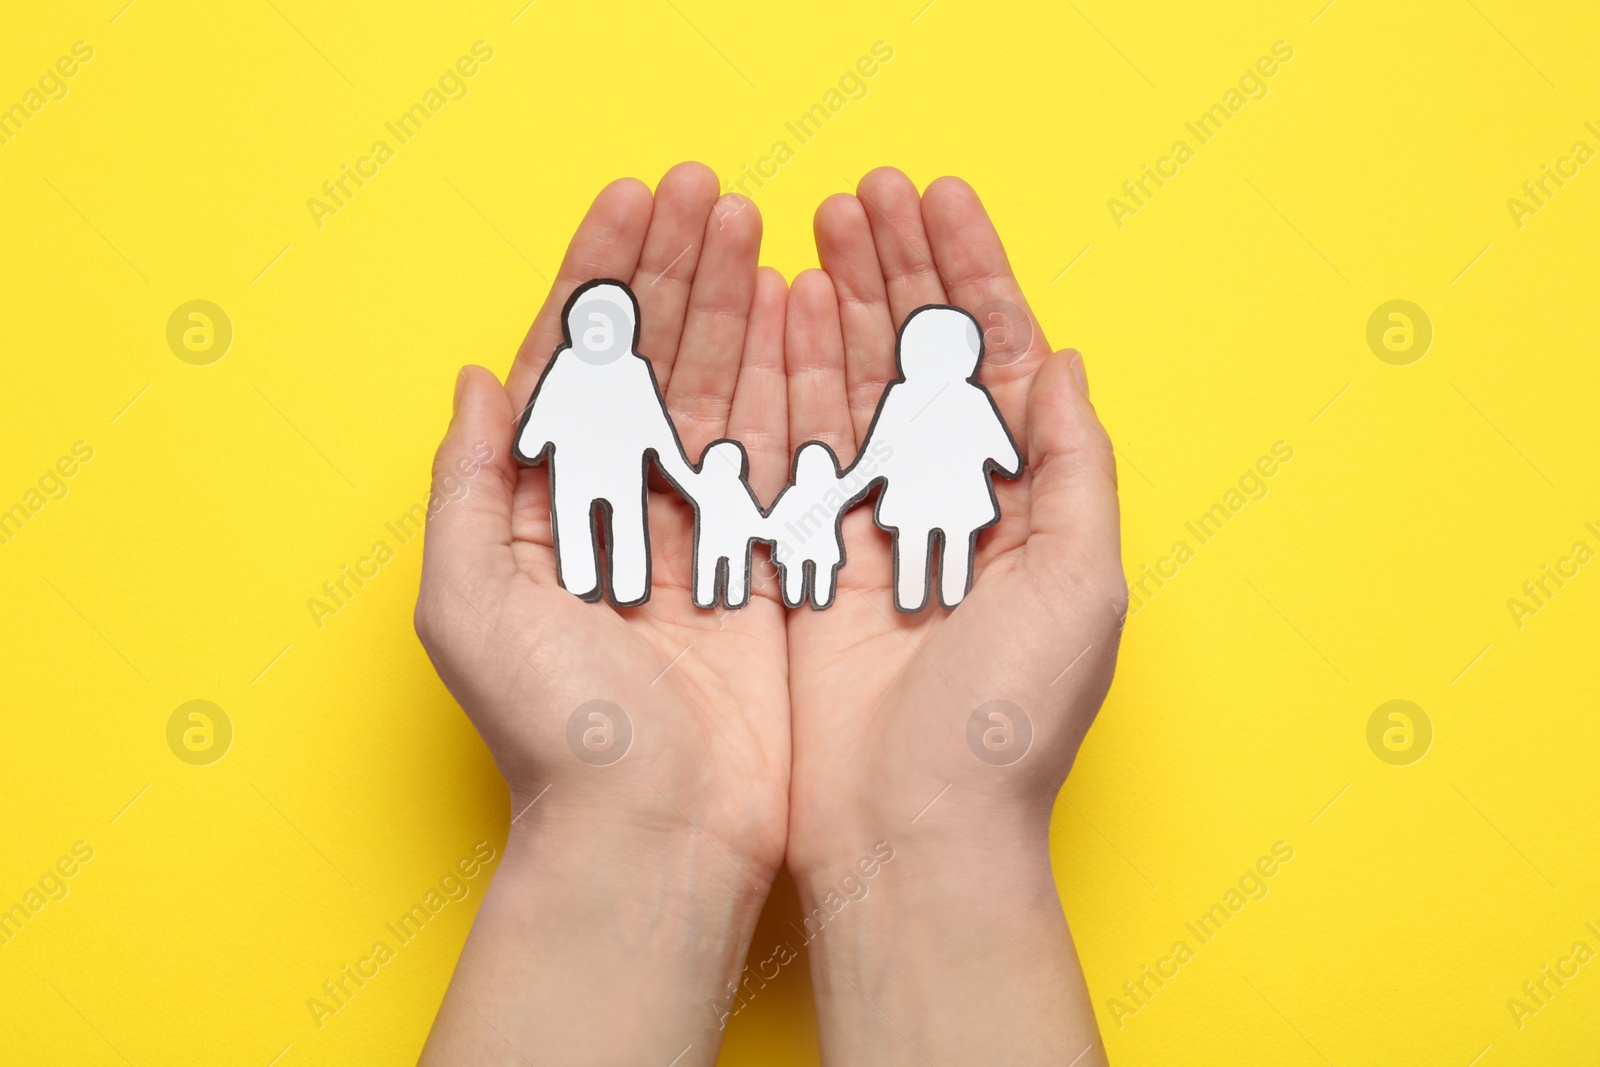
[684,439,767,609]
[853,305,1023,612]
[512,280,695,606]
[511,283,1023,613]
[767,442,853,609]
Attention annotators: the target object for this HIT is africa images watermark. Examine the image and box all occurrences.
[1505,119,1600,230]
[306,439,493,629]
[721,41,895,198]
[1505,918,1600,1032]
[1106,840,1296,1029]
[1125,441,1295,617]
[306,841,498,1030]
[0,40,94,148]
[1504,519,1600,631]
[306,41,496,230]
[1,440,95,549]
[713,841,897,1030]
[1106,41,1296,229]
[0,841,96,948]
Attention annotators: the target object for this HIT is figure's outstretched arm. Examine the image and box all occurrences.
[516,415,554,464]
[650,431,697,492]
[513,358,564,463]
[985,404,1024,477]
[639,363,698,490]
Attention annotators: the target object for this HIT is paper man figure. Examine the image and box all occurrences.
[683,440,767,609]
[767,442,853,609]
[512,280,695,606]
[855,305,1022,612]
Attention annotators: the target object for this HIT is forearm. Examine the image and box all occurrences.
[422,813,771,1066]
[796,828,1105,1067]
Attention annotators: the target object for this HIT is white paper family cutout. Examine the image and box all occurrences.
[512,279,1022,613]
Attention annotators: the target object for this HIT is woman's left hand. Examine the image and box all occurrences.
[784,168,1125,1065]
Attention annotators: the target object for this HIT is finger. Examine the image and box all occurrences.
[785,269,855,459]
[506,178,653,412]
[921,175,1051,442]
[856,167,946,325]
[631,161,720,383]
[663,194,762,459]
[1024,350,1120,580]
[421,366,520,589]
[726,267,790,505]
[814,192,898,444]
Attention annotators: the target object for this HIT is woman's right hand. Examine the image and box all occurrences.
[417,164,794,1067]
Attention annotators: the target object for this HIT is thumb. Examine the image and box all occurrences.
[421,365,519,581]
[1024,350,1122,583]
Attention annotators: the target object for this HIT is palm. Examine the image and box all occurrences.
[511,467,788,848]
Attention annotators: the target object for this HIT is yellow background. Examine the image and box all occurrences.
[3,0,1596,1063]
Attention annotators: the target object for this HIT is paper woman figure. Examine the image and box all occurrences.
[853,305,1022,612]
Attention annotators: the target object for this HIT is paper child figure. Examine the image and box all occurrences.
[855,305,1022,612]
[512,280,695,606]
[682,440,767,609]
[767,442,853,609]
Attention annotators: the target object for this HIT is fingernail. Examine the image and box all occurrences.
[453,367,468,414]
[1066,350,1089,397]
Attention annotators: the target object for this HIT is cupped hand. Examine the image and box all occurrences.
[415,162,792,886]
[781,169,1124,1063]
[785,168,1126,869]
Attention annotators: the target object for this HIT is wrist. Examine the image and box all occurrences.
[503,796,776,922]
[788,771,1058,891]
[424,810,774,1066]
[793,826,1058,933]
[793,827,1100,1067]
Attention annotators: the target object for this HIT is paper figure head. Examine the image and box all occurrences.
[793,441,840,485]
[900,305,982,382]
[701,439,747,477]
[567,281,637,366]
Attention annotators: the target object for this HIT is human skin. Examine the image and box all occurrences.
[413,164,1124,1065]
[414,162,794,1065]
[783,168,1125,1066]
